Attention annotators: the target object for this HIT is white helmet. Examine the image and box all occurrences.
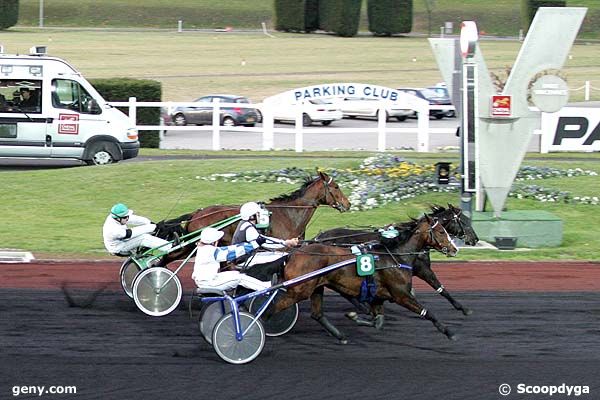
[200,227,224,244]
[240,201,262,221]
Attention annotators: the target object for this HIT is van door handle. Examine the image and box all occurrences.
[45,135,52,146]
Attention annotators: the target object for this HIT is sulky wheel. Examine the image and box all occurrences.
[119,258,141,298]
[133,267,182,317]
[248,294,299,337]
[212,311,265,365]
[198,301,232,345]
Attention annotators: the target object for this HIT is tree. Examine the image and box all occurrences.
[423,0,435,37]
[0,0,19,30]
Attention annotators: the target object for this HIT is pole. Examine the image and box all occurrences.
[39,0,44,28]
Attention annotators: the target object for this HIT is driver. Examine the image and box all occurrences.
[103,203,173,256]
[231,201,299,271]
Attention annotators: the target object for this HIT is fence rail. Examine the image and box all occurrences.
[108,98,457,153]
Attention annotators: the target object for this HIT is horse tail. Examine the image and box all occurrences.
[155,212,193,240]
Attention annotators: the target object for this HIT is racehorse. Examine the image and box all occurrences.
[154,171,350,266]
[265,215,459,343]
[314,204,479,315]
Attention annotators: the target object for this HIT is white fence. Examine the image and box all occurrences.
[108,97,456,153]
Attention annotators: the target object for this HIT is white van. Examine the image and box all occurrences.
[0,49,139,165]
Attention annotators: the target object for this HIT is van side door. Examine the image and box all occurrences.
[49,79,104,158]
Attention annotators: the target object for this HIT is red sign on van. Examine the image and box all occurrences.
[58,114,79,134]
[491,95,512,117]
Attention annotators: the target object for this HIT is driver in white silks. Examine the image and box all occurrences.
[231,201,299,271]
[103,203,173,256]
[192,227,272,292]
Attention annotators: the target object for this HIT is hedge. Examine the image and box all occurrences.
[91,78,162,148]
[319,0,362,37]
[305,0,320,32]
[0,0,19,30]
[521,0,566,32]
[368,0,412,36]
[274,0,305,32]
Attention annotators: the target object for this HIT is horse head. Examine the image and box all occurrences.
[315,170,351,212]
[430,204,479,246]
[420,214,458,257]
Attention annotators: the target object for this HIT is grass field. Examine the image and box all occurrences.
[15,0,600,38]
[1,151,599,261]
[1,30,599,102]
[1,14,599,261]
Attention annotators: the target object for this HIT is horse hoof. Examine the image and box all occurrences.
[462,308,473,316]
[345,311,358,321]
[338,338,349,345]
[446,332,458,341]
[374,315,384,330]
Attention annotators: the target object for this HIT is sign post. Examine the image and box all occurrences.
[459,21,479,217]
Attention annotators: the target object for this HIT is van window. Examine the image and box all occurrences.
[52,79,101,115]
[0,79,42,114]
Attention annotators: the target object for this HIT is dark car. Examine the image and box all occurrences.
[396,87,454,119]
[170,94,259,127]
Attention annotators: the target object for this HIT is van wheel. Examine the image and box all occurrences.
[85,142,117,165]
[396,116,407,122]
[321,120,332,126]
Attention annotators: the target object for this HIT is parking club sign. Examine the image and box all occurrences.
[491,95,512,117]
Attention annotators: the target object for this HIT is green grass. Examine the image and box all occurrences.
[1,30,599,102]
[1,151,599,261]
[14,1,600,38]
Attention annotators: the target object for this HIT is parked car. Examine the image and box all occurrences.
[272,99,343,126]
[335,96,413,121]
[170,94,259,127]
[396,87,454,119]
[427,86,456,117]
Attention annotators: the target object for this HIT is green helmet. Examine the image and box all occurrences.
[110,203,129,219]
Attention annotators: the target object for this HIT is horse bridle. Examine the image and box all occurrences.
[445,210,467,240]
[426,219,451,255]
[321,175,346,211]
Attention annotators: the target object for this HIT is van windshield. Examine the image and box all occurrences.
[0,79,43,114]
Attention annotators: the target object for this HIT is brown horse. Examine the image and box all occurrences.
[154,171,350,266]
[314,204,479,315]
[266,215,459,343]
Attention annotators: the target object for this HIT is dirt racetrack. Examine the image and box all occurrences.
[1,260,600,400]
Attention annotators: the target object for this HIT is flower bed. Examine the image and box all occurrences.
[204,154,598,210]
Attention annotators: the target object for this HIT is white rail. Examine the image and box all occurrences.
[108,97,457,153]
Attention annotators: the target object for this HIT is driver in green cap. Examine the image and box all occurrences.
[103,203,173,256]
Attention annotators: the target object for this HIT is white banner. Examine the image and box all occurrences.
[541,107,600,152]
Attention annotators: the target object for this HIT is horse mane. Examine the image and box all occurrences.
[269,175,316,202]
[429,204,448,216]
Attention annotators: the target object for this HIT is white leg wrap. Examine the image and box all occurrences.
[420,309,428,317]
[436,285,445,294]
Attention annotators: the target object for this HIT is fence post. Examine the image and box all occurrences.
[178,20,183,33]
[212,98,221,151]
[585,81,590,101]
[295,102,304,153]
[377,103,386,152]
[261,103,274,150]
[417,105,429,152]
[128,97,137,127]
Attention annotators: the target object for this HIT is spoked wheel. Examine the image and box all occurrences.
[133,267,182,317]
[119,258,141,298]
[198,301,232,345]
[212,311,265,365]
[248,293,299,337]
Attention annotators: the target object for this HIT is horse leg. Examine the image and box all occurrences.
[393,289,457,340]
[311,287,348,344]
[345,301,385,329]
[416,267,472,316]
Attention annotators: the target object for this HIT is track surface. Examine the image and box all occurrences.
[1,261,600,399]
